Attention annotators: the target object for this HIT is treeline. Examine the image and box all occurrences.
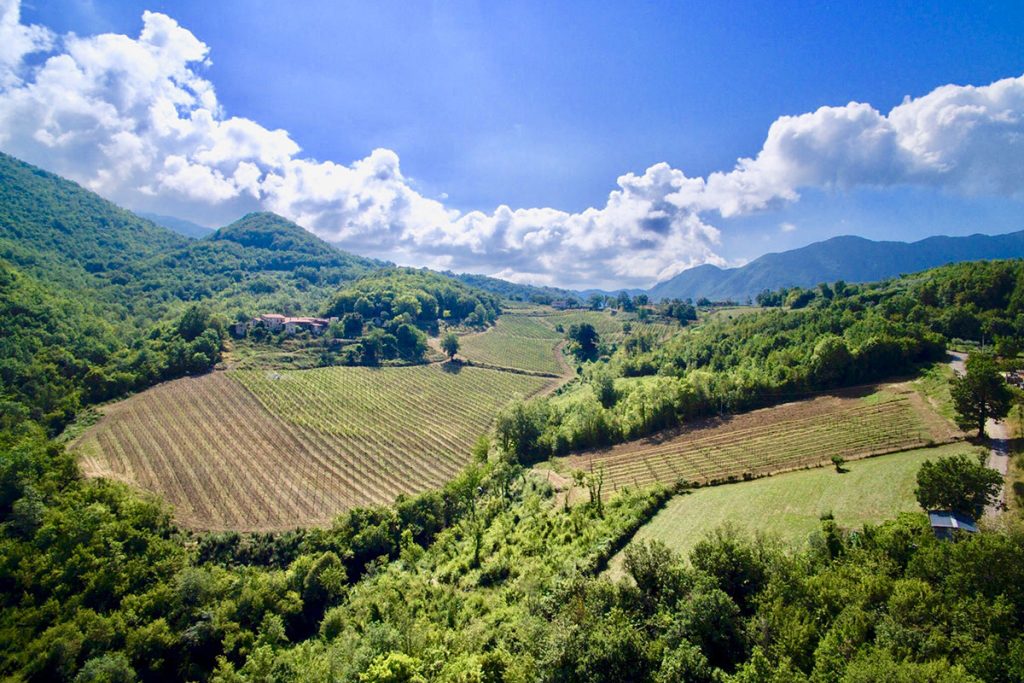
[0,262,226,434]
[497,278,951,460]
[757,260,1024,353]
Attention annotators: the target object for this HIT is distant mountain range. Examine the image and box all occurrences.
[6,148,1023,307]
[138,212,214,239]
[649,231,1024,302]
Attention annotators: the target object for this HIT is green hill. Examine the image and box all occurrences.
[0,152,186,291]
[0,152,383,321]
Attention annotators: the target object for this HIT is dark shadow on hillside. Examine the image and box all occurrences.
[441,359,464,374]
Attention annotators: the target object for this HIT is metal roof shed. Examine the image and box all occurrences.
[928,511,978,540]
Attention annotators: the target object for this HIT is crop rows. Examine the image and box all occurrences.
[459,316,563,374]
[490,314,562,340]
[543,310,632,340]
[74,366,550,531]
[566,392,943,495]
[627,322,679,342]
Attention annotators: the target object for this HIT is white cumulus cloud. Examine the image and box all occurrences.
[1,2,1023,288]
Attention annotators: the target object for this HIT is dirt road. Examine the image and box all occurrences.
[948,351,1011,516]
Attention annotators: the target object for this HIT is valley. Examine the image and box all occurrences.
[1,150,1022,682]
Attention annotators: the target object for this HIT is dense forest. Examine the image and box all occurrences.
[326,269,501,329]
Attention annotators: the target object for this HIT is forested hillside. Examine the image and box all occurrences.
[496,261,1023,460]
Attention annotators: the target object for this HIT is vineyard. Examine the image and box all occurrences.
[560,385,957,495]
[608,443,979,566]
[458,314,563,374]
[74,365,551,531]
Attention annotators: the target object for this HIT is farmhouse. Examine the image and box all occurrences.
[235,313,337,336]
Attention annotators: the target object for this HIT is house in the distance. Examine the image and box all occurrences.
[928,510,978,540]
[235,314,337,337]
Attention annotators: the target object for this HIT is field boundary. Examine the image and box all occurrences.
[547,381,960,505]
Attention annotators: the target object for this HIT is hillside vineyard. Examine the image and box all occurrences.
[3,49,1024,681]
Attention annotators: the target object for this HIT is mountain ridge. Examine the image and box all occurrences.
[649,229,1024,301]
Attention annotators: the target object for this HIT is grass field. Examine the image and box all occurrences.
[913,360,958,423]
[607,443,983,568]
[458,315,563,374]
[558,383,957,496]
[74,365,551,531]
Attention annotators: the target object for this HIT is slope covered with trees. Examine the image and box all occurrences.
[325,268,501,331]
[496,261,1024,461]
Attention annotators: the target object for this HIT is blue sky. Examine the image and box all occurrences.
[4,0,1024,285]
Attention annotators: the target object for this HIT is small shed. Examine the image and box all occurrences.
[928,510,978,540]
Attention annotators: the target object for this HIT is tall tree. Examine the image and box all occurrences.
[441,332,460,361]
[951,353,1013,437]
[567,322,600,362]
[915,453,1002,517]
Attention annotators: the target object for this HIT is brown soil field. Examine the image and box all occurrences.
[73,365,551,531]
[557,382,959,497]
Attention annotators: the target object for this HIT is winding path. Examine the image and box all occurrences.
[948,351,1011,516]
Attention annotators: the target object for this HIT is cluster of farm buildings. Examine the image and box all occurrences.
[233,314,338,337]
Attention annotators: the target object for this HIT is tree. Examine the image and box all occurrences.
[831,455,846,472]
[950,352,1013,437]
[341,312,363,338]
[441,332,459,360]
[811,335,853,386]
[567,323,600,361]
[360,652,426,683]
[394,324,426,360]
[914,453,1002,517]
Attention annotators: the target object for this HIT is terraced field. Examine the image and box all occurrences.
[458,315,563,374]
[74,365,551,531]
[561,384,957,496]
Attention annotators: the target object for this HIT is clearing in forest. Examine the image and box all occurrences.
[73,365,551,531]
[606,443,984,568]
[557,383,958,496]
